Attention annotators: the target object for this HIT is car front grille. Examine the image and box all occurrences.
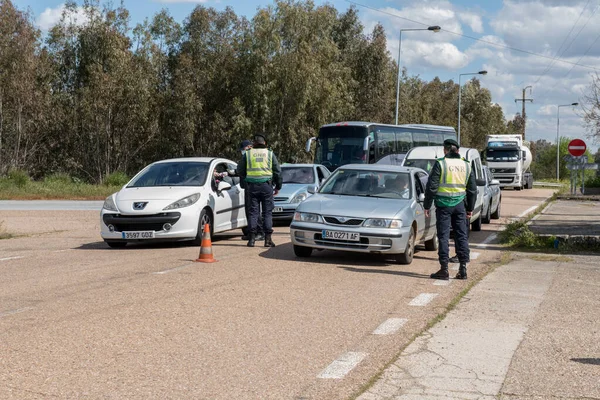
[274,197,289,202]
[324,216,364,226]
[103,212,182,232]
[489,168,516,174]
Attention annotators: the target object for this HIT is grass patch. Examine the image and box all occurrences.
[349,252,513,400]
[0,176,121,200]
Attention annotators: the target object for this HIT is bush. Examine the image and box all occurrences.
[585,176,600,188]
[104,171,129,187]
[44,173,73,185]
[7,169,30,188]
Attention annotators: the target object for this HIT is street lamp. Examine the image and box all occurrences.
[457,70,487,144]
[556,102,579,181]
[395,25,441,125]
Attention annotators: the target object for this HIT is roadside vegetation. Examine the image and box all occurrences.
[0,170,127,200]
[0,221,12,239]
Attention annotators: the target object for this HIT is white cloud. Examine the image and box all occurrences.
[537,105,556,116]
[37,4,89,31]
[458,12,483,34]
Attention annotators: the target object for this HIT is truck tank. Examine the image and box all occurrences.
[521,143,532,171]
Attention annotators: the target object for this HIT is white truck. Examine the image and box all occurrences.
[485,134,533,190]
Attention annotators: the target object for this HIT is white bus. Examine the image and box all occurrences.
[306,122,457,171]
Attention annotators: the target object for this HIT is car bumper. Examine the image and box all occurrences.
[289,222,409,254]
[100,209,199,241]
[272,203,299,220]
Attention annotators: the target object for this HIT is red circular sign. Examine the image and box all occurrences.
[568,139,586,157]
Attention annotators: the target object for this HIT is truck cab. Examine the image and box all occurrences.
[485,135,533,190]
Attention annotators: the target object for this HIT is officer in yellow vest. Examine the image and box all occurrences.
[236,134,282,247]
[424,138,477,280]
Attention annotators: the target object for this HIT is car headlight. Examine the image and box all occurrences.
[163,193,201,210]
[290,192,308,203]
[293,212,323,223]
[363,218,402,228]
[103,195,118,212]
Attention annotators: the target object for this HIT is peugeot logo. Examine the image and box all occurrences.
[133,202,148,210]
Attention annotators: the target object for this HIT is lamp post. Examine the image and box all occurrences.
[457,70,487,144]
[556,102,579,181]
[395,25,441,125]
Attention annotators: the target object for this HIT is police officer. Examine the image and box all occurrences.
[424,138,477,280]
[239,140,264,242]
[237,134,282,247]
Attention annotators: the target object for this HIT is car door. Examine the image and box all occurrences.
[482,168,492,216]
[488,169,500,213]
[415,171,435,240]
[412,172,426,240]
[470,155,485,219]
[210,162,236,232]
[226,161,246,228]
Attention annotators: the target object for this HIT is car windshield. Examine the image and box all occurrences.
[282,167,314,184]
[320,169,411,199]
[487,149,520,161]
[403,159,435,173]
[128,162,209,187]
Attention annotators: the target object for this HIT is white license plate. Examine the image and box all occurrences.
[322,230,360,241]
[122,231,155,239]
[273,207,283,213]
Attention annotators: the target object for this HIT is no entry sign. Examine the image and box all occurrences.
[568,139,587,157]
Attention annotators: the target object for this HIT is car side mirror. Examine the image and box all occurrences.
[476,178,486,186]
[217,181,232,191]
[307,185,318,194]
[306,137,316,153]
[418,193,425,202]
[490,179,500,186]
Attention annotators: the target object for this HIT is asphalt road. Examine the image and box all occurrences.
[0,188,554,399]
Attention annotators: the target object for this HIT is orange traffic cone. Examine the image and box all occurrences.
[195,223,217,263]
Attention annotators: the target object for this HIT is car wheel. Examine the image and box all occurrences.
[396,227,415,265]
[482,202,492,224]
[195,208,214,245]
[105,240,127,248]
[424,231,438,251]
[293,245,313,258]
[491,199,501,219]
[471,212,482,231]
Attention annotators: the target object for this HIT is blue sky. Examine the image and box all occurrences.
[19,0,600,152]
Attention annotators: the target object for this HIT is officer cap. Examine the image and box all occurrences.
[254,134,267,144]
[443,138,460,148]
[239,139,252,150]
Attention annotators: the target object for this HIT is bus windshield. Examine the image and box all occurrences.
[315,126,369,171]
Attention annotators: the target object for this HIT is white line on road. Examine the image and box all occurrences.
[474,233,498,249]
[317,352,367,379]
[471,252,480,260]
[0,256,24,262]
[518,205,539,218]
[0,307,33,318]
[409,293,439,306]
[152,263,194,275]
[372,318,408,335]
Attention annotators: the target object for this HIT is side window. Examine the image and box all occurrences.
[414,173,425,196]
[376,128,395,160]
[321,167,331,178]
[413,132,429,147]
[471,158,483,180]
[316,167,325,182]
[394,129,413,153]
[428,132,444,146]
[418,172,429,190]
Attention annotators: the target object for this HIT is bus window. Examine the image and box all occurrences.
[428,133,444,146]
[394,129,412,152]
[315,125,369,170]
[376,129,395,161]
[413,132,429,147]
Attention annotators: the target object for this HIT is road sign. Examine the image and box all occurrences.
[568,139,587,157]
[567,163,598,170]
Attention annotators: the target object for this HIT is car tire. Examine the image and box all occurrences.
[195,208,214,245]
[293,245,313,258]
[491,199,501,220]
[105,240,127,248]
[482,202,492,224]
[471,212,482,231]
[424,232,438,251]
[396,227,415,265]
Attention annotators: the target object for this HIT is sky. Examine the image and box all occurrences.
[17,0,600,153]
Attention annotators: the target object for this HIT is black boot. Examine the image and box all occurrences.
[448,255,459,263]
[264,234,275,247]
[430,267,449,280]
[256,232,265,241]
[247,233,256,247]
[456,264,467,280]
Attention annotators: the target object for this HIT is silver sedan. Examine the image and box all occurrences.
[289,165,438,264]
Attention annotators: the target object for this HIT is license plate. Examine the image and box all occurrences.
[122,231,155,239]
[322,230,360,241]
[273,207,283,213]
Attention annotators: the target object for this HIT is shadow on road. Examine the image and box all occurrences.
[338,266,430,279]
[571,358,600,365]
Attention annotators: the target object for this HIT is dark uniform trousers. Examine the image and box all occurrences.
[243,189,263,236]
[436,201,470,267]
[247,182,274,235]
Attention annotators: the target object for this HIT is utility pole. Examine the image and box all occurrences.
[514,85,533,141]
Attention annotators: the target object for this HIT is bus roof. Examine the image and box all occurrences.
[320,122,456,133]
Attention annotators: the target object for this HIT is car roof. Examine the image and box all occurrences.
[405,146,481,160]
[281,163,320,168]
[152,157,227,164]
[337,164,426,174]
[320,122,455,132]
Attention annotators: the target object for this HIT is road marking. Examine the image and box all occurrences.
[53,249,72,253]
[518,205,539,218]
[471,252,480,260]
[474,233,497,248]
[433,279,451,286]
[373,318,408,335]
[409,293,438,306]
[317,352,367,379]
[0,256,24,262]
[0,307,33,317]
[152,264,193,275]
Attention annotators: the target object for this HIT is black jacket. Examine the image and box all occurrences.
[424,153,477,212]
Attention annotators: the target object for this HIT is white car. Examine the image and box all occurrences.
[100,158,247,248]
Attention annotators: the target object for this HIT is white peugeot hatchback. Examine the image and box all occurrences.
[100,158,246,248]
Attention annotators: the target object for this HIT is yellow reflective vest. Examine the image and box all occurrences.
[246,148,273,182]
[437,157,471,200]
